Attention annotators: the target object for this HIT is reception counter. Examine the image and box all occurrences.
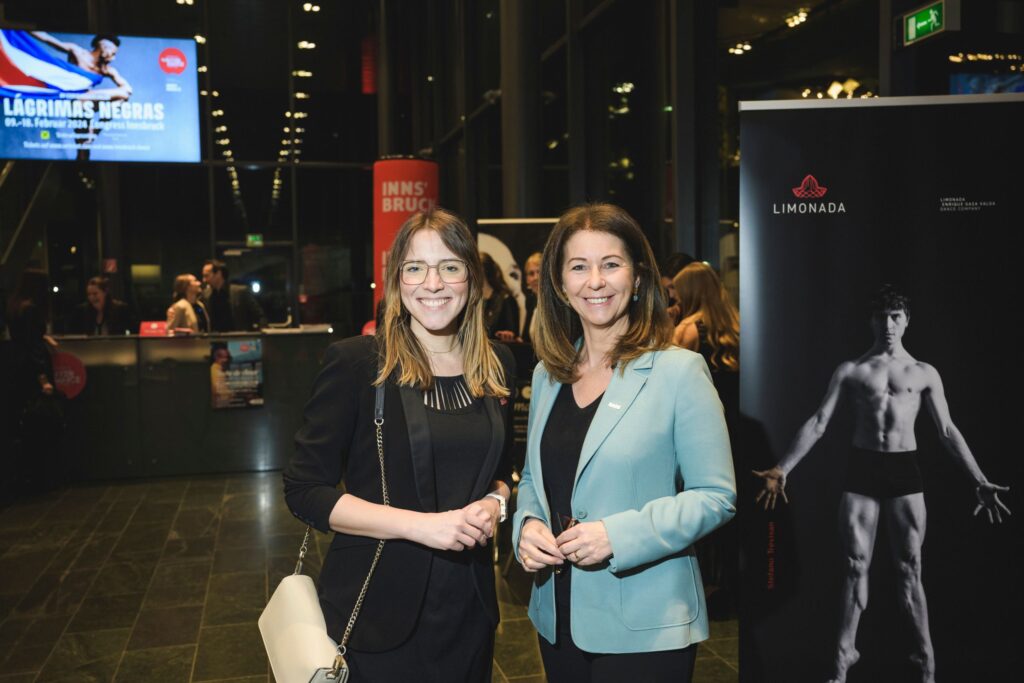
[53,329,335,481]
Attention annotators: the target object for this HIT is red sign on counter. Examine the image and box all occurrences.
[52,351,87,399]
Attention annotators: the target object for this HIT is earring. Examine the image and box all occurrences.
[632,292,639,302]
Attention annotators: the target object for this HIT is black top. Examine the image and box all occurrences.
[68,300,132,336]
[483,291,519,338]
[696,321,738,431]
[541,381,604,633]
[283,335,516,651]
[206,286,232,332]
[425,375,490,511]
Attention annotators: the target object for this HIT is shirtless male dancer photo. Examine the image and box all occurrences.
[28,32,133,159]
[753,285,1010,683]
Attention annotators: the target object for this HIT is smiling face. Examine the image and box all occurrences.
[561,229,636,335]
[399,229,470,340]
[86,284,106,311]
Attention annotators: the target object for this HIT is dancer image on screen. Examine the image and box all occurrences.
[27,32,132,101]
[27,32,132,159]
[753,284,1010,683]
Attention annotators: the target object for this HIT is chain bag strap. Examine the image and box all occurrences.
[307,381,388,683]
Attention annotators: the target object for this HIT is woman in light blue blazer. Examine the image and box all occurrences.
[512,204,736,682]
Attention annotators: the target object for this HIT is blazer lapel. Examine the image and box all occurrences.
[469,396,505,500]
[574,353,655,486]
[398,385,437,512]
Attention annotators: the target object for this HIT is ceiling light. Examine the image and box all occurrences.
[297,41,316,50]
[194,35,206,44]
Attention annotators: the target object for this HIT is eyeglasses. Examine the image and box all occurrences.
[400,259,469,285]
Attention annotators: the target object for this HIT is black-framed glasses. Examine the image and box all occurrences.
[400,259,469,285]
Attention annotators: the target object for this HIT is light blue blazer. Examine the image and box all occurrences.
[512,347,736,654]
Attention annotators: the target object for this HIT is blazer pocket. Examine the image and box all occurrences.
[619,554,700,630]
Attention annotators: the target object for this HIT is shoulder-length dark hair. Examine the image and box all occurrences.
[533,203,672,383]
[375,208,509,398]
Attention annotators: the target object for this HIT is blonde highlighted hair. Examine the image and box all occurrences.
[673,262,739,371]
[374,208,509,398]
[532,203,673,384]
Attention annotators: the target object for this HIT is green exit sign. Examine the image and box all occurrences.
[904,1,944,46]
[246,233,264,248]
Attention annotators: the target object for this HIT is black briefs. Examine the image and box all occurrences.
[844,448,924,498]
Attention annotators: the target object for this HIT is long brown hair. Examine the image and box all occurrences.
[374,208,509,397]
[533,203,672,383]
[673,262,739,371]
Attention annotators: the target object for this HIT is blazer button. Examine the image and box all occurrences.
[576,510,587,520]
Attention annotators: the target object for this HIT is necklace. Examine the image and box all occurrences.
[422,342,459,355]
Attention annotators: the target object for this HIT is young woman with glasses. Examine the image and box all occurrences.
[284,208,516,681]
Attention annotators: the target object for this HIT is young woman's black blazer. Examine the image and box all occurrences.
[283,334,515,652]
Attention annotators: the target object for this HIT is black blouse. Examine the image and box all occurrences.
[541,381,604,634]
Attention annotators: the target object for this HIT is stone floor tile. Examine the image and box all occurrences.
[89,556,160,597]
[114,644,196,682]
[193,623,267,681]
[35,627,130,680]
[128,604,204,650]
[66,592,145,632]
[144,560,211,608]
[204,572,266,627]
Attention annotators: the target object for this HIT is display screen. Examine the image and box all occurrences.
[0,29,200,162]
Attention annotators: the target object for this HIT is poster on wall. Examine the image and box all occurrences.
[738,94,1024,683]
[210,339,263,409]
[477,218,555,338]
[0,29,200,162]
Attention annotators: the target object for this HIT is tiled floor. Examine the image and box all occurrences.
[0,473,738,682]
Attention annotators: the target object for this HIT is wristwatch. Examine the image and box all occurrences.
[485,492,508,523]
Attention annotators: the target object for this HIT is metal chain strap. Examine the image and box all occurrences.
[294,526,311,575]
[337,415,389,655]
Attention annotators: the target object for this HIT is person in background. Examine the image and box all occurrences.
[166,274,207,333]
[69,275,131,336]
[513,204,736,682]
[201,259,266,332]
[522,251,542,344]
[672,261,741,618]
[5,269,61,491]
[659,251,695,325]
[284,208,515,681]
[480,252,520,341]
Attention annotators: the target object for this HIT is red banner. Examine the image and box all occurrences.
[372,158,439,305]
[52,351,87,399]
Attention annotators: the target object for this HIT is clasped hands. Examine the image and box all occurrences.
[518,518,612,573]
[416,497,501,552]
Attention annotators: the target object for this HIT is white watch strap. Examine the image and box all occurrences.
[485,492,507,522]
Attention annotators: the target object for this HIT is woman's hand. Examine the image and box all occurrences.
[555,521,613,567]
[412,509,489,551]
[463,497,500,539]
[518,518,565,572]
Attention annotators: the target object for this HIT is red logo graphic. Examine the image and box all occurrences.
[791,175,828,199]
[159,48,188,74]
[52,352,87,400]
